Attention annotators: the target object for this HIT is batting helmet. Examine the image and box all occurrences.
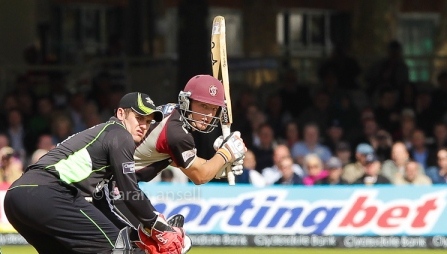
[178,75,225,133]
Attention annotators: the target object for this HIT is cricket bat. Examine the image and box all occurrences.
[211,16,235,185]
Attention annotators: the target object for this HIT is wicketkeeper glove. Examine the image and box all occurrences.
[135,213,185,254]
[213,131,247,171]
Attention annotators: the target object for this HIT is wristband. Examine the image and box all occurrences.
[216,148,230,163]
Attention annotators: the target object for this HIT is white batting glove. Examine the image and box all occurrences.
[215,131,247,164]
[231,158,244,175]
[213,135,224,151]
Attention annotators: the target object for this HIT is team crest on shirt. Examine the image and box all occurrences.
[209,85,217,96]
[181,149,197,162]
[122,162,135,174]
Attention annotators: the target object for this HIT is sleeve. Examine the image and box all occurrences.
[104,128,158,228]
[166,126,197,169]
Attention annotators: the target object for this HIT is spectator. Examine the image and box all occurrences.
[36,134,56,151]
[236,149,266,187]
[281,121,300,152]
[381,142,423,184]
[353,117,379,149]
[409,128,437,170]
[393,108,416,149]
[372,129,393,162]
[274,156,303,185]
[51,114,73,144]
[426,148,447,184]
[5,108,28,160]
[0,133,9,150]
[320,157,348,185]
[342,143,374,184]
[302,154,329,186]
[394,160,432,185]
[252,123,276,173]
[160,168,174,183]
[335,141,353,166]
[323,118,345,154]
[353,154,390,185]
[66,91,87,133]
[0,147,23,185]
[30,149,48,164]
[291,122,332,166]
[414,89,440,137]
[262,144,304,185]
[430,122,447,151]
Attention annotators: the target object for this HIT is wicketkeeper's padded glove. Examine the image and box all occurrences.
[135,213,185,254]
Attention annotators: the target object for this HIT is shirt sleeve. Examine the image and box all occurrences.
[104,128,157,228]
[166,127,196,169]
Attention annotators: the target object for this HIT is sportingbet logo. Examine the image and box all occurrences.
[153,189,446,236]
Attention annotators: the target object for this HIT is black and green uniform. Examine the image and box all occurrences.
[4,117,156,254]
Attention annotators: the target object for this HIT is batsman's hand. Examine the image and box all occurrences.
[215,131,247,164]
[136,213,184,254]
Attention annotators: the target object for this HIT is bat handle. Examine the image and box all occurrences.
[221,127,235,185]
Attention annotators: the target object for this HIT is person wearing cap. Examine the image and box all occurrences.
[352,153,391,185]
[341,143,375,184]
[320,156,348,185]
[3,92,187,253]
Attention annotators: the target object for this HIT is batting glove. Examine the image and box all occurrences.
[214,131,247,164]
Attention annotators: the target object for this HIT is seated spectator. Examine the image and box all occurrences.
[236,149,266,187]
[372,129,392,162]
[291,122,332,166]
[335,141,353,166]
[0,133,9,150]
[281,121,300,152]
[30,148,48,164]
[353,154,391,185]
[0,146,23,185]
[381,142,424,183]
[394,161,432,185]
[262,144,304,185]
[302,154,329,186]
[160,168,174,183]
[323,119,345,154]
[430,122,447,151]
[342,143,374,183]
[274,156,303,185]
[252,123,276,173]
[426,148,447,184]
[408,128,437,170]
[320,157,348,185]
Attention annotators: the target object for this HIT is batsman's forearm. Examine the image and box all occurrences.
[183,154,226,184]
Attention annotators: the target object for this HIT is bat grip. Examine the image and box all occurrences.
[221,126,235,185]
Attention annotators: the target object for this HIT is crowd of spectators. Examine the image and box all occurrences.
[2,39,447,188]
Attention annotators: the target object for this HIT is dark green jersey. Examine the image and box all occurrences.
[23,117,157,227]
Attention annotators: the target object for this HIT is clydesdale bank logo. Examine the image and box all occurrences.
[122,161,135,174]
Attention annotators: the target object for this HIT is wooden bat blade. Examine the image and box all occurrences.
[211,15,235,185]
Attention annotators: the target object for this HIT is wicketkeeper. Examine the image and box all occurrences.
[4,92,187,254]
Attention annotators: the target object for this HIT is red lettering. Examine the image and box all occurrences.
[339,196,377,227]
[377,206,409,227]
[412,198,437,227]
